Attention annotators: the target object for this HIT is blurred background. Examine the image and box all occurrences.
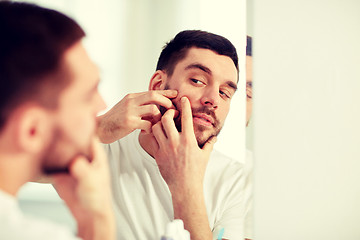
[16,0,247,233]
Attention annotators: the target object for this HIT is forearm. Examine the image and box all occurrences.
[171,186,212,240]
[96,115,120,144]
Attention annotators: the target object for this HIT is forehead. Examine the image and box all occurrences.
[174,47,238,84]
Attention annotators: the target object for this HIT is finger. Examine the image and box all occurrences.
[152,121,167,147]
[161,109,179,142]
[150,135,160,151]
[87,137,97,163]
[69,155,91,179]
[138,104,162,122]
[180,97,194,134]
[151,110,162,124]
[139,90,177,110]
[202,136,217,153]
[155,89,178,98]
[137,120,152,134]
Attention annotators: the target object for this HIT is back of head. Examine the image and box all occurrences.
[247,35,252,57]
[0,1,85,130]
[156,30,239,77]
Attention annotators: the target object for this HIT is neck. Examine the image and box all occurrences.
[0,151,39,196]
[138,131,159,158]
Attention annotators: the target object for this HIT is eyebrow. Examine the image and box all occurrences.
[185,63,238,91]
[185,63,212,75]
[227,81,238,92]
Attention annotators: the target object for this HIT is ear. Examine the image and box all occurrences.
[16,105,52,154]
[148,70,167,91]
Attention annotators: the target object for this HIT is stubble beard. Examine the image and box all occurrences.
[161,84,224,148]
[40,127,92,175]
[159,99,223,148]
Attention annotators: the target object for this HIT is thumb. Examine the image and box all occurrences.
[202,136,217,153]
[69,155,91,180]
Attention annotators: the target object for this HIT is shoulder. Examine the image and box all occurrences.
[105,130,140,156]
[208,149,244,175]
[205,149,245,190]
[204,150,246,219]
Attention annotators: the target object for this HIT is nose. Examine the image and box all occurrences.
[200,87,219,109]
[96,92,107,113]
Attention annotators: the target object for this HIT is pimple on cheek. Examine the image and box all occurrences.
[171,95,195,113]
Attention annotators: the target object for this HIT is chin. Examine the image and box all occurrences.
[195,126,222,148]
[195,131,211,148]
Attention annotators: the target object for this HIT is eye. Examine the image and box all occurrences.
[220,90,231,99]
[190,78,205,86]
[246,82,252,99]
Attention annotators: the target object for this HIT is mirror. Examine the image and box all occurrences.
[16,0,250,237]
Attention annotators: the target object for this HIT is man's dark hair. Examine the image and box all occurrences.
[156,30,239,77]
[246,35,252,56]
[0,1,85,130]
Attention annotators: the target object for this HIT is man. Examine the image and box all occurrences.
[0,2,115,240]
[246,35,253,127]
[244,35,254,240]
[97,30,245,240]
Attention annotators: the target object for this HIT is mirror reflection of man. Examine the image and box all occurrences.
[246,35,253,126]
[0,2,115,240]
[97,30,249,240]
[244,35,254,240]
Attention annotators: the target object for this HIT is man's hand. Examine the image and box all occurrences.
[52,138,115,240]
[97,90,177,143]
[152,97,217,240]
[152,96,216,190]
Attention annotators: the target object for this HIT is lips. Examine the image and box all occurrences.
[192,113,215,127]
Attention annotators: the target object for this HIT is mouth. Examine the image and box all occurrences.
[192,113,215,127]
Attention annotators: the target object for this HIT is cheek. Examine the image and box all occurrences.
[61,109,95,143]
[166,80,200,105]
[74,112,95,134]
[175,90,201,108]
[246,99,253,115]
[171,94,197,112]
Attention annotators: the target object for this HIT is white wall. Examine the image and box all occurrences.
[252,0,360,239]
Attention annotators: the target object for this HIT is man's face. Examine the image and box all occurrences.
[163,47,238,147]
[246,55,253,126]
[42,42,106,174]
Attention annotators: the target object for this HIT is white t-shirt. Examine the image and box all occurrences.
[105,130,246,240]
[0,189,80,240]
